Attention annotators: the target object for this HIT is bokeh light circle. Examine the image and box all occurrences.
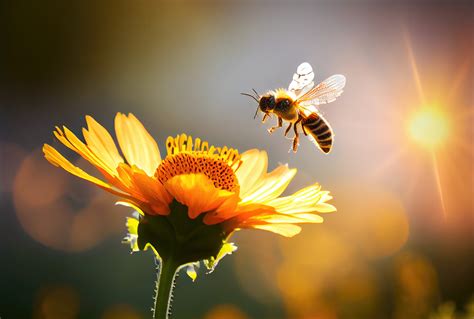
[101,304,141,319]
[394,252,439,318]
[34,285,80,319]
[203,304,249,319]
[13,149,127,252]
[232,232,283,305]
[335,184,410,260]
[277,228,360,317]
[0,142,28,194]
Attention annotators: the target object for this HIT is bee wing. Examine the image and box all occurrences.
[288,62,315,97]
[297,103,319,117]
[298,74,346,106]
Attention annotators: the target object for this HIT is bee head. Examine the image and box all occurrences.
[258,94,276,113]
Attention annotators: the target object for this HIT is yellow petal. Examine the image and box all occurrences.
[202,195,240,225]
[251,213,323,224]
[267,183,336,215]
[116,201,145,215]
[115,113,161,176]
[314,203,337,213]
[240,165,296,204]
[55,126,118,178]
[164,173,238,219]
[251,224,302,237]
[116,164,172,215]
[235,150,268,198]
[82,115,124,171]
[43,144,130,198]
[221,203,277,231]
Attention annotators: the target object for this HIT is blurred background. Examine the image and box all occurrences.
[1,0,473,318]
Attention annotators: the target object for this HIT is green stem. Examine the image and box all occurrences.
[154,257,180,319]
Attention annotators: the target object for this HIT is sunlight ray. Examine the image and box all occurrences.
[371,148,408,178]
[431,151,447,218]
[447,56,473,101]
[402,28,426,106]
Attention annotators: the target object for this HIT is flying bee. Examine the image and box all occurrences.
[242,62,346,153]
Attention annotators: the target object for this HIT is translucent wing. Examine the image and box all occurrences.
[298,74,346,106]
[288,62,315,97]
[297,103,318,117]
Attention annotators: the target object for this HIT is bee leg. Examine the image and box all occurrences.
[284,123,293,137]
[268,117,283,134]
[292,118,302,152]
[292,134,299,152]
[262,114,270,123]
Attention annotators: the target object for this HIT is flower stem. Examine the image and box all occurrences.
[154,257,180,319]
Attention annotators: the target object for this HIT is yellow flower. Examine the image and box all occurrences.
[43,113,336,271]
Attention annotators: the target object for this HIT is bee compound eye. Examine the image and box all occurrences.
[259,96,274,111]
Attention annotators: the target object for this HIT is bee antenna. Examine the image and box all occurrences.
[240,92,259,103]
[241,89,261,119]
[253,105,260,119]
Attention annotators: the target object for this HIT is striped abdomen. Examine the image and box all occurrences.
[302,112,333,154]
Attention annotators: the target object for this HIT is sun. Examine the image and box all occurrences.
[408,107,450,149]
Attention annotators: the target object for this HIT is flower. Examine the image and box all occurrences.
[43,113,336,273]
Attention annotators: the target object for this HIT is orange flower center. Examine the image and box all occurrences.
[156,153,240,193]
[155,134,243,193]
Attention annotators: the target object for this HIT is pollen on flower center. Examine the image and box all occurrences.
[156,134,241,193]
[157,153,240,192]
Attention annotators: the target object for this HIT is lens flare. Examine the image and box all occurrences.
[34,285,80,319]
[408,108,449,148]
[101,304,142,319]
[203,304,249,319]
[394,252,439,318]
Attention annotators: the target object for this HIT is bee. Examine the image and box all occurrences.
[242,62,346,153]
